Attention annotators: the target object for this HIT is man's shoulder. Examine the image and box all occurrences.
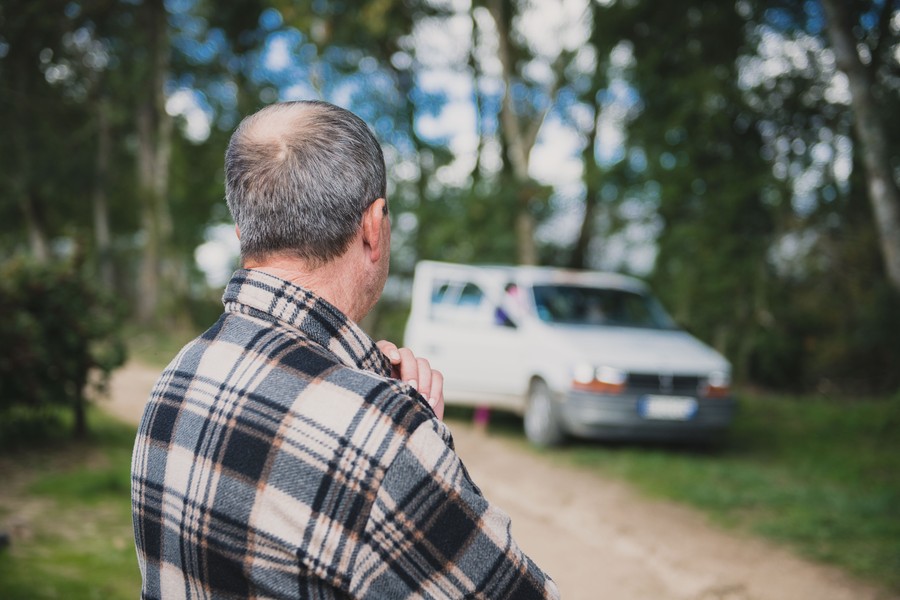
[334,366,437,433]
[163,310,335,375]
[154,311,435,435]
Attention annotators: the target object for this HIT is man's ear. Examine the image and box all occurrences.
[235,225,241,240]
[361,198,387,262]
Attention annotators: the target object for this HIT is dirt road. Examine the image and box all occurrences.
[107,362,894,600]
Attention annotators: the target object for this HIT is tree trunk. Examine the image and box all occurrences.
[135,0,174,323]
[390,63,433,264]
[489,0,529,180]
[570,1,608,271]
[468,5,485,187]
[93,95,114,289]
[570,109,601,269]
[20,193,50,262]
[821,0,900,293]
[11,53,50,261]
[486,0,539,265]
[73,382,87,438]
[136,97,162,322]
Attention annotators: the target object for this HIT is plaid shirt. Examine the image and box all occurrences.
[132,269,560,599]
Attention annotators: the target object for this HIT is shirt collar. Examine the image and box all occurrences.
[222,268,392,377]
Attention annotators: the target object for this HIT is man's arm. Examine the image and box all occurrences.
[354,421,560,600]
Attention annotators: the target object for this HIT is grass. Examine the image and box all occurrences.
[0,407,141,600]
[450,391,900,593]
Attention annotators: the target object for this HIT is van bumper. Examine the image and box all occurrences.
[558,391,738,442]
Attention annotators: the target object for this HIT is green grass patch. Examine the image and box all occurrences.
[0,405,73,453]
[453,392,900,592]
[0,407,141,599]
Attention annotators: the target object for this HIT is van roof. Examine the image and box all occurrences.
[414,260,648,292]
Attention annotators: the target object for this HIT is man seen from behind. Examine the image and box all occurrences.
[130,100,560,599]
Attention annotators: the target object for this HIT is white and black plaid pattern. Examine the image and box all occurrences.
[131,269,559,599]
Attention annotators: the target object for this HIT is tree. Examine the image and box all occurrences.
[741,0,900,390]
[132,0,175,324]
[584,0,780,381]
[566,0,617,270]
[820,0,900,293]
[0,0,74,261]
[0,256,126,437]
[481,0,569,265]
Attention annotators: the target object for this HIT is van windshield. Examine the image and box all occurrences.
[532,284,677,330]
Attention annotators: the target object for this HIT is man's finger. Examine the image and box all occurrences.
[416,357,432,399]
[397,347,419,389]
[376,340,401,363]
[428,370,444,420]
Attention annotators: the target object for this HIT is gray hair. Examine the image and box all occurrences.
[225,101,387,264]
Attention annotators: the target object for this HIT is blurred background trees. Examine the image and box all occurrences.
[1,0,898,394]
[0,256,127,436]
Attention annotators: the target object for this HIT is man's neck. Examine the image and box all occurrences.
[242,255,369,322]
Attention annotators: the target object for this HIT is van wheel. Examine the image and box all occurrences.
[524,380,565,447]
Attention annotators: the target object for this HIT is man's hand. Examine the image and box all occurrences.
[376,340,445,420]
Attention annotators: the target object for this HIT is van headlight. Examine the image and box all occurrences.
[572,363,627,394]
[702,371,731,398]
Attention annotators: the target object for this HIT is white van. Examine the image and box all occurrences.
[403,260,737,446]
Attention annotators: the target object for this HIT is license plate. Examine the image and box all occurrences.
[639,396,698,421]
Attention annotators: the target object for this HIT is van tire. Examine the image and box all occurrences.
[524,380,565,447]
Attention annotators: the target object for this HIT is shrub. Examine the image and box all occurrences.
[0,256,126,436]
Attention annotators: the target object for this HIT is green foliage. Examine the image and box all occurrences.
[415,182,524,266]
[0,408,141,599]
[591,0,780,385]
[0,257,127,434]
[754,268,900,393]
[582,0,900,394]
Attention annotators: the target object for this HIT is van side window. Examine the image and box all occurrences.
[429,279,492,325]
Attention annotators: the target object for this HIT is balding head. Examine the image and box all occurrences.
[225,101,387,265]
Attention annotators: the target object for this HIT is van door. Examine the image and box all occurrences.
[414,273,526,407]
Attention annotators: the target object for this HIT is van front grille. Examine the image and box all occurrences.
[627,373,702,396]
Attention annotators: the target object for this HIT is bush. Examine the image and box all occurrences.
[0,256,126,436]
